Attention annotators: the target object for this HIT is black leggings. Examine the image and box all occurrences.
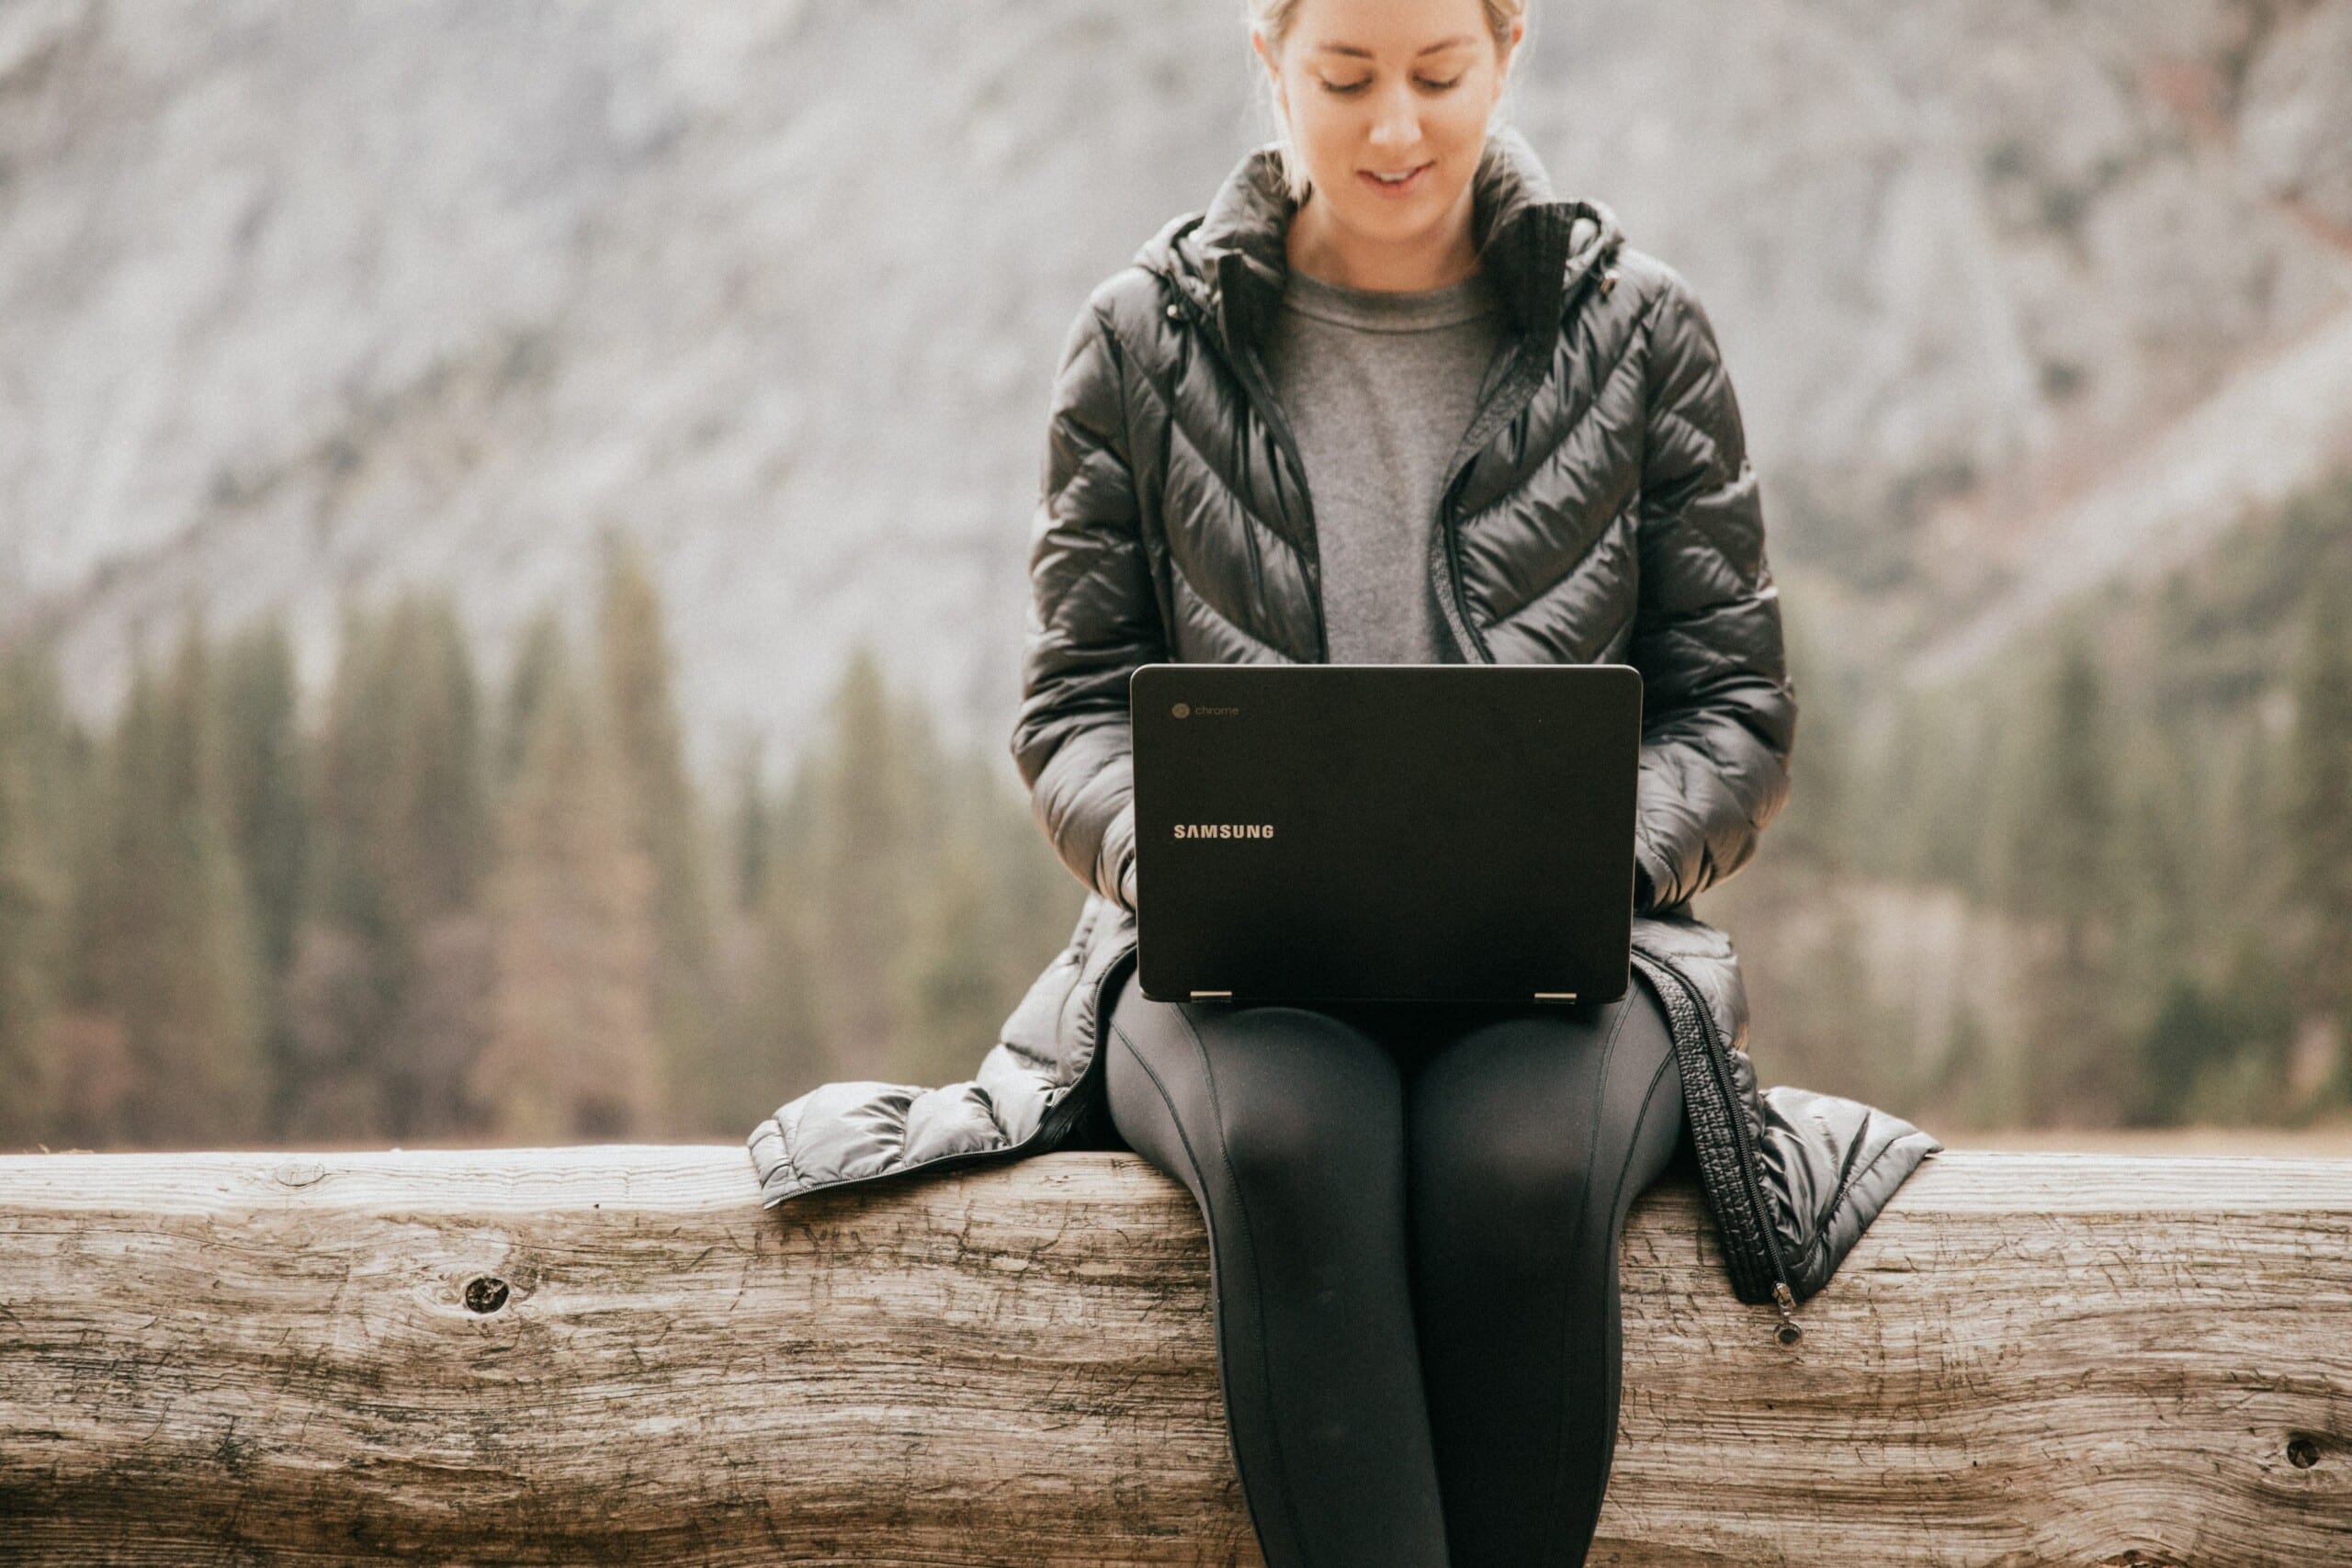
[1105,965,1686,1568]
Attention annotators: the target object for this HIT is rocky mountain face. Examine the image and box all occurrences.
[3,0,2348,774]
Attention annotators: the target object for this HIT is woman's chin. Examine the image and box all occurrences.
[1324,194,1458,251]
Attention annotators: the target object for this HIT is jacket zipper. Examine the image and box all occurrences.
[1431,258,1619,663]
[1634,943,1803,1346]
[1430,341,1541,664]
[1230,334,1329,663]
[1162,269,1554,667]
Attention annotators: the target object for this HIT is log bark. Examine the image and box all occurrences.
[0,1145,2347,1565]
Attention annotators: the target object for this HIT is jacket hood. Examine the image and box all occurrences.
[1135,125,1626,360]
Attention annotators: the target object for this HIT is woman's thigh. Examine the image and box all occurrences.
[1102,970,1410,1222]
[1404,981,1685,1233]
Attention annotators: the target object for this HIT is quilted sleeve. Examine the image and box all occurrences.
[1008,297,1165,915]
[1627,268,1797,911]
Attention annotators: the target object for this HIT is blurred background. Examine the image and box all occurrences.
[1,0,2349,1154]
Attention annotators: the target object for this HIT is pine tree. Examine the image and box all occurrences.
[390,594,491,924]
[796,644,933,1081]
[0,637,81,1147]
[70,621,267,1147]
[2114,718,2199,1011]
[2004,628,2128,1124]
[733,839,835,1116]
[212,615,311,1137]
[595,538,722,1133]
[729,737,770,916]
[2286,562,2352,1100]
[499,607,570,798]
[472,630,662,1142]
[2138,976,2222,1125]
[300,591,490,1139]
[897,750,1029,1089]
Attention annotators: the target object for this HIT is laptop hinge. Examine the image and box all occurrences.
[1190,989,1233,999]
[1533,991,1578,1002]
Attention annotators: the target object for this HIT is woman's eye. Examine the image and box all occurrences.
[1317,72,1463,95]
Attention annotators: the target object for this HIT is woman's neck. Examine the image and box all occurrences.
[1283,184,1485,293]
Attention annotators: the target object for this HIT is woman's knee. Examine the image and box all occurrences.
[1410,1011,1616,1216]
[1204,1006,1403,1196]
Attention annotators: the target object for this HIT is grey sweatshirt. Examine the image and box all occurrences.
[1260,264,1510,663]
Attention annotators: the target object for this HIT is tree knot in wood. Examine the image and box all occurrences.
[462,1275,510,1314]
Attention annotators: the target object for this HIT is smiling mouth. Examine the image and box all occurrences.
[1360,161,1432,192]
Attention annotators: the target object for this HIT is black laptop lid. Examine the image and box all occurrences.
[1128,663,1642,1005]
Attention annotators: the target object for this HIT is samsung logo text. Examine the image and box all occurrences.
[1173,823,1276,840]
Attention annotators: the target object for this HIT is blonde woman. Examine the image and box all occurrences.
[751,1,1941,1562]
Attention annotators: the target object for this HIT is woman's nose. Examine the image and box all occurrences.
[1365,85,1421,147]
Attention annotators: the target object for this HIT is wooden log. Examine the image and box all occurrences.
[0,1145,2347,1565]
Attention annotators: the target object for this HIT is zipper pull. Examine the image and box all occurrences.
[1770,1281,1802,1346]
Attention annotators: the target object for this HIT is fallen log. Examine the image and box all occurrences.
[0,1145,2346,1565]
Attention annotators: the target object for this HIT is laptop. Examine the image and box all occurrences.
[1127,662,1643,1005]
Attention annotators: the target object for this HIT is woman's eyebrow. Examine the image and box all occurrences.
[1310,35,1476,57]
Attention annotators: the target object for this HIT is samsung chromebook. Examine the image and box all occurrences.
[1127,662,1643,1006]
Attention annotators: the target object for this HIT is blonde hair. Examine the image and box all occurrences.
[1246,0,1530,201]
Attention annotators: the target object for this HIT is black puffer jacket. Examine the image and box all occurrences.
[751,128,1940,1344]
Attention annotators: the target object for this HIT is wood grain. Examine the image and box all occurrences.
[1,1145,2346,1565]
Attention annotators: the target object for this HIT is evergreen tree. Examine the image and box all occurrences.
[899,832,1002,1088]
[2114,719,2199,1017]
[70,621,266,1146]
[0,637,82,1147]
[595,538,722,1133]
[729,737,770,916]
[2003,629,2128,1123]
[2187,934,2298,1122]
[300,591,489,1138]
[974,745,1089,995]
[896,750,1040,1089]
[394,595,492,923]
[499,607,570,798]
[472,646,662,1142]
[792,644,933,1081]
[2286,563,2352,1100]
[2209,712,2286,952]
[2137,976,2222,1125]
[733,831,835,1115]
[212,615,311,1137]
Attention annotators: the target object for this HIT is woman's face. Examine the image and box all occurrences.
[1255,0,1518,248]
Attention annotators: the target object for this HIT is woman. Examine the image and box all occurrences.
[750,0,1941,1562]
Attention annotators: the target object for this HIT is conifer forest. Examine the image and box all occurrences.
[2,471,2349,1152]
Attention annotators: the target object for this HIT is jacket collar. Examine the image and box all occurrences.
[1138,126,1624,362]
